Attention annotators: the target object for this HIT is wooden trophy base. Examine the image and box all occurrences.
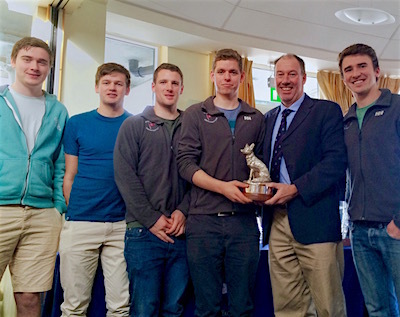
[243,181,273,202]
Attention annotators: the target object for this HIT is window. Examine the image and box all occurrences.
[105,37,157,115]
[0,0,53,87]
[252,66,319,114]
[252,67,275,114]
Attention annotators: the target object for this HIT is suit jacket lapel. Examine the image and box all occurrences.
[282,95,313,142]
[264,106,280,162]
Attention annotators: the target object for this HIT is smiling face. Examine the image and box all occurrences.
[211,59,244,99]
[341,54,380,98]
[152,69,183,109]
[95,72,130,109]
[11,46,50,94]
[274,56,306,108]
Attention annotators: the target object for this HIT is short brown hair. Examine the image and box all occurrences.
[95,63,131,87]
[153,63,183,84]
[11,37,53,65]
[338,43,379,78]
[212,49,243,72]
[274,54,306,75]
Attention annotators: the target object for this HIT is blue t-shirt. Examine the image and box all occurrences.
[63,109,131,222]
[217,103,241,134]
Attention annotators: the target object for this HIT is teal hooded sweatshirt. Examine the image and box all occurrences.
[0,85,68,213]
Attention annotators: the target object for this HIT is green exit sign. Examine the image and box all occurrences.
[270,88,281,102]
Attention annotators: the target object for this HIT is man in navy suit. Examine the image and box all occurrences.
[263,54,347,317]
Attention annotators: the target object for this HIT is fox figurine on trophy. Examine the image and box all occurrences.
[240,143,273,201]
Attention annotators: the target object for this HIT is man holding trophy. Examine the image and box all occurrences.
[177,48,265,317]
[262,54,347,317]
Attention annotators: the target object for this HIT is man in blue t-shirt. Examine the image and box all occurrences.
[59,63,131,316]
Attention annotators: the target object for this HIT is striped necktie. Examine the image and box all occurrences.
[270,109,293,182]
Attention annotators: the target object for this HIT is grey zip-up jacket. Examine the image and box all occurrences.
[344,89,400,227]
[114,106,190,228]
[177,96,265,215]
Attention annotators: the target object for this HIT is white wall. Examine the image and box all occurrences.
[167,47,210,110]
[60,0,107,116]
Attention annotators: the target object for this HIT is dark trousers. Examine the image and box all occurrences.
[186,213,260,317]
[124,227,189,317]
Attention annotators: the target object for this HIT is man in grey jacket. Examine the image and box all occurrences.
[114,63,189,316]
[339,43,400,316]
[177,49,264,317]
[0,37,68,317]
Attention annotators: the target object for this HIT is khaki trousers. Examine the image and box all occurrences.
[59,220,129,317]
[269,208,347,317]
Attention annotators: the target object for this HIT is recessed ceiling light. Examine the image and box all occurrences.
[335,8,395,25]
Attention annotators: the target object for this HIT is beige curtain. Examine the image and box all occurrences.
[317,71,353,114]
[209,52,216,96]
[238,58,256,107]
[209,53,256,107]
[317,70,400,114]
[378,76,400,94]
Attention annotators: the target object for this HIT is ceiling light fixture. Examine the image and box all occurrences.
[335,8,395,25]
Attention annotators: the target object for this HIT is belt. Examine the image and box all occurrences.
[127,221,144,228]
[3,204,29,208]
[216,211,235,217]
[353,220,389,229]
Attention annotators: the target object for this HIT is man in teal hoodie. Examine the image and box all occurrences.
[0,37,68,317]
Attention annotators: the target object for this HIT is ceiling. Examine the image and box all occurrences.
[106,0,400,75]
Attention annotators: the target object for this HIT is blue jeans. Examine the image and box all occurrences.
[186,213,260,317]
[350,221,400,317]
[124,227,189,317]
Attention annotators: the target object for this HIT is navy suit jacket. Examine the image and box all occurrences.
[262,94,347,245]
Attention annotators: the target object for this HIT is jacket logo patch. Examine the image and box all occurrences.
[244,116,252,121]
[204,113,217,123]
[344,121,353,130]
[375,110,384,117]
[54,118,62,131]
[145,120,160,132]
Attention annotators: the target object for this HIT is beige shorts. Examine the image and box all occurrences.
[0,205,62,292]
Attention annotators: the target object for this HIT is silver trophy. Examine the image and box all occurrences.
[240,143,273,201]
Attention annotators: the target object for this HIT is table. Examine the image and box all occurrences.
[42,247,367,316]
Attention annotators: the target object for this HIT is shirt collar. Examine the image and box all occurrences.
[279,93,305,114]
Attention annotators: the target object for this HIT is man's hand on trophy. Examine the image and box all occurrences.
[221,180,252,204]
[264,183,298,206]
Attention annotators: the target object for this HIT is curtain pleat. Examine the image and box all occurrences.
[238,58,256,107]
[317,71,353,114]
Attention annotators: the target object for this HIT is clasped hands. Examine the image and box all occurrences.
[149,210,186,243]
